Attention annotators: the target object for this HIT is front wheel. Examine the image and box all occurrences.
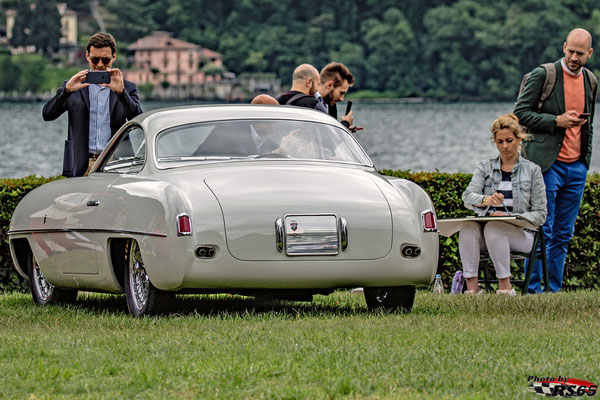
[364,286,416,312]
[124,240,172,317]
[28,251,77,305]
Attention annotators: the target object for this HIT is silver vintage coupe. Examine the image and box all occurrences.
[9,105,438,316]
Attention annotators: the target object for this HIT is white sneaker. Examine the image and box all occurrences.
[496,288,516,296]
[464,288,484,295]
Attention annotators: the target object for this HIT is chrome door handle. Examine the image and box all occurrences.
[339,217,348,250]
[275,218,284,252]
[87,200,99,207]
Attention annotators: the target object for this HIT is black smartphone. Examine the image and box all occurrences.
[85,71,111,84]
[577,112,591,119]
[345,101,352,115]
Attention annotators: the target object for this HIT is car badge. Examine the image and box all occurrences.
[290,221,298,231]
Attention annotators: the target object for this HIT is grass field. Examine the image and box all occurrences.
[1,290,599,399]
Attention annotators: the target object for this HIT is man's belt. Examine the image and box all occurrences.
[89,153,101,160]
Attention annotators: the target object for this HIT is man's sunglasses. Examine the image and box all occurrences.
[90,56,112,65]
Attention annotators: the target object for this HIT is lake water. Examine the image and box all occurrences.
[1,100,598,178]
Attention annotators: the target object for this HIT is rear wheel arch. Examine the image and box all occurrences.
[108,238,130,291]
[123,238,173,316]
[26,246,77,305]
[9,238,31,278]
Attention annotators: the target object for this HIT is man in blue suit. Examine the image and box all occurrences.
[43,32,143,177]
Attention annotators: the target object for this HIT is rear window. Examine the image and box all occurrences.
[155,119,371,167]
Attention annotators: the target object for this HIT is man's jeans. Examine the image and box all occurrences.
[526,160,587,293]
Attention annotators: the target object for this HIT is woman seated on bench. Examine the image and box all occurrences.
[460,114,547,295]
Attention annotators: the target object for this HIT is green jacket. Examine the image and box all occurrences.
[514,59,597,172]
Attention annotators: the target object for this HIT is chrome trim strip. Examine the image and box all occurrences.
[176,212,192,236]
[421,209,438,232]
[7,228,167,238]
[339,217,348,250]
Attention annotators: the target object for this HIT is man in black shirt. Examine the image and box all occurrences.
[277,64,325,111]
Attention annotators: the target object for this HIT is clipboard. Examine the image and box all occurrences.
[437,215,538,238]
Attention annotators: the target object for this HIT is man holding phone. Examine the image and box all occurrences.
[514,28,597,293]
[43,32,143,177]
[315,62,362,132]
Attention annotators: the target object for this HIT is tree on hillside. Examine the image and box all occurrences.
[31,0,62,56]
[362,8,416,96]
[104,0,159,44]
[9,0,34,50]
[9,0,62,56]
[423,0,583,100]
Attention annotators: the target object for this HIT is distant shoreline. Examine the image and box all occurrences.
[1,93,597,104]
[0,96,506,104]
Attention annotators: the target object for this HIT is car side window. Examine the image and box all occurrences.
[101,126,146,174]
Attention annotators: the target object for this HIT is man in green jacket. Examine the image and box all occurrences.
[514,28,597,293]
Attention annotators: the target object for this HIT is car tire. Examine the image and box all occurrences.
[363,286,416,312]
[124,240,172,317]
[27,250,77,306]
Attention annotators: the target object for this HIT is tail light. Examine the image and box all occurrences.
[177,213,192,236]
[421,210,437,232]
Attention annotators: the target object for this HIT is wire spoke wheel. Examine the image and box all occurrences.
[129,242,150,310]
[32,258,53,301]
[28,250,77,306]
[124,240,172,317]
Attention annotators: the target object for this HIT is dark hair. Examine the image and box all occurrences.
[86,32,117,54]
[320,62,354,87]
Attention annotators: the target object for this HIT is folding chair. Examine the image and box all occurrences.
[478,229,549,294]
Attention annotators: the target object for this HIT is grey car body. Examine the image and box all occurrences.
[9,105,439,316]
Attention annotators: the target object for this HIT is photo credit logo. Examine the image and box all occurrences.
[527,376,597,397]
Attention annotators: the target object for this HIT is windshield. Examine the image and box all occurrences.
[155,119,371,167]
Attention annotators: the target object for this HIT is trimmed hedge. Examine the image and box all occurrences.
[1,172,599,292]
[1,176,64,291]
[380,169,600,291]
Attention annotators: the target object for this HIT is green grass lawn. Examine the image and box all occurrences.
[1,290,599,399]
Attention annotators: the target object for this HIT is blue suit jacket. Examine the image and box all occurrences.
[42,79,143,177]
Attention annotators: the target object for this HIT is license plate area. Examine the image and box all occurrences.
[284,214,338,256]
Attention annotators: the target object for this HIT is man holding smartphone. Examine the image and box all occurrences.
[315,62,362,132]
[514,28,597,293]
[43,32,143,177]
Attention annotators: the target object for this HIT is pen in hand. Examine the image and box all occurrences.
[486,187,508,216]
[495,189,510,214]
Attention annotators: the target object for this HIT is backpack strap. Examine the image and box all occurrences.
[583,67,598,99]
[285,92,312,105]
[537,63,556,112]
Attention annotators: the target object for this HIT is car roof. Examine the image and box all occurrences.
[132,104,344,135]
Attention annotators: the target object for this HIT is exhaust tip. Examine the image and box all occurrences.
[401,244,421,258]
[195,245,217,259]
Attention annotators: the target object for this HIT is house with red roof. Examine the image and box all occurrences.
[123,31,223,87]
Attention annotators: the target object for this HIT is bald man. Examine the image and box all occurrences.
[251,94,279,105]
[277,64,325,111]
[515,28,597,293]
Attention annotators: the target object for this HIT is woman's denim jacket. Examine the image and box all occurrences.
[462,154,547,227]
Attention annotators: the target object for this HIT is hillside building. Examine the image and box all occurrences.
[123,31,223,87]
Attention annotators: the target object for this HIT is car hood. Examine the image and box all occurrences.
[203,164,394,261]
